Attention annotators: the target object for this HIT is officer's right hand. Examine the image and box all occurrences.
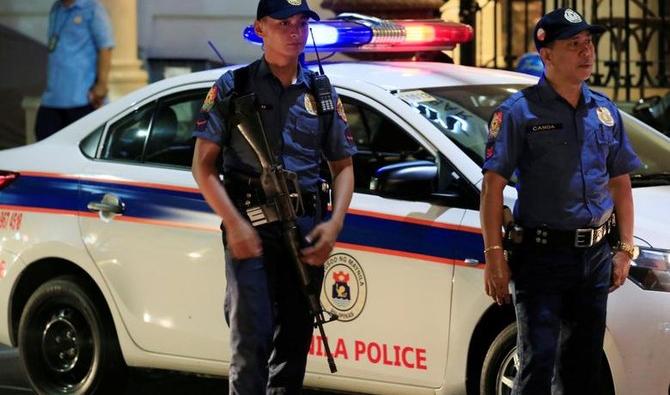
[226,219,262,260]
[88,83,108,109]
[484,250,511,305]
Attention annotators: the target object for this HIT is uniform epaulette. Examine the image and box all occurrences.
[588,89,613,103]
[499,89,527,110]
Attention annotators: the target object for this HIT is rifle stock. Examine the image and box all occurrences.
[232,93,338,373]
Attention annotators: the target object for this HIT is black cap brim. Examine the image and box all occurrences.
[554,23,605,41]
[265,8,320,21]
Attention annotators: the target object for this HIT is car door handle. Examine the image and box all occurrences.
[464,258,480,266]
[87,194,125,214]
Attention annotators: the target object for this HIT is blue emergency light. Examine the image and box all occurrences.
[243,14,473,52]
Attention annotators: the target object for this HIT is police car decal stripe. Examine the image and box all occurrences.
[335,242,485,268]
[1,175,81,212]
[1,175,215,230]
[79,179,210,221]
[347,208,462,231]
[21,171,201,194]
[4,174,486,265]
[339,211,485,263]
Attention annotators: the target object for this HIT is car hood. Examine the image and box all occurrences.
[633,185,670,249]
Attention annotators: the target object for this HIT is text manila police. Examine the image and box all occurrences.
[310,336,428,370]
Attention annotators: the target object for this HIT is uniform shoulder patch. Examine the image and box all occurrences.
[485,143,495,160]
[304,93,318,115]
[489,111,504,139]
[336,97,348,123]
[200,85,218,113]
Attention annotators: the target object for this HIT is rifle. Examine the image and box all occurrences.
[229,92,339,373]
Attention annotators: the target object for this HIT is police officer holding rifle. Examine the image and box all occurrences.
[191,0,356,393]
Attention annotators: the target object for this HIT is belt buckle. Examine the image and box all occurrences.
[574,228,594,248]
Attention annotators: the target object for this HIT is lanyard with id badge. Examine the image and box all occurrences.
[48,5,76,52]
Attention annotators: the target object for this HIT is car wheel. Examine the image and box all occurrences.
[18,275,126,395]
[480,323,615,395]
[480,323,518,395]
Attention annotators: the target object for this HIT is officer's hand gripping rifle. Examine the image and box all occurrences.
[230,93,339,373]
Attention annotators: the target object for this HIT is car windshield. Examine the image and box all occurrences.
[395,84,670,187]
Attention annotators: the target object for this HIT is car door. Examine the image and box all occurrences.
[310,90,479,388]
[78,85,231,361]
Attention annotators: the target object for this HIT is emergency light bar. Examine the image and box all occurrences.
[243,14,473,52]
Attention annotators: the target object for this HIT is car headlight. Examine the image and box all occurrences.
[628,247,670,292]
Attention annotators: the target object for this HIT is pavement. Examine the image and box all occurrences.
[0,346,30,394]
[0,345,349,394]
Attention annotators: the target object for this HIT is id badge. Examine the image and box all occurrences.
[48,35,59,52]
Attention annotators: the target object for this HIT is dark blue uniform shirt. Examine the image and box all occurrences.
[483,75,641,230]
[193,57,356,192]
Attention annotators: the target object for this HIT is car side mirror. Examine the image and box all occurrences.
[370,160,437,199]
[633,95,663,130]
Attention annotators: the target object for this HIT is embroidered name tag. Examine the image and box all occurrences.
[527,123,563,133]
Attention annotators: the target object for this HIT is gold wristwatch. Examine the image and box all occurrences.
[616,242,639,260]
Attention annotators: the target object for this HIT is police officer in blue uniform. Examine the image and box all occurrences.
[191,0,356,393]
[36,0,114,141]
[480,8,641,395]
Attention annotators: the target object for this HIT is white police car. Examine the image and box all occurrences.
[0,17,669,395]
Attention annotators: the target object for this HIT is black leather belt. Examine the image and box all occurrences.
[517,216,615,249]
[223,173,320,220]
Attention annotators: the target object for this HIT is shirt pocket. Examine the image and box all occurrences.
[596,125,617,145]
[595,125,617,158]
[527,130,570,159]
[64,14,89,43]
[291,116,321,151]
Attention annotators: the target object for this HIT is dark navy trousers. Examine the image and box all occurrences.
[223,216,322,395]
[510,240,612,395]
[35,104,95,141]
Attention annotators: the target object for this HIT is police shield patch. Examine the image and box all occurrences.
[322,253,367,322]
[489,111,503,139]
[304,93,318,115]
[564,9,583,23]
[597,107,615,127]
[336,97,348,123]
[200,85,218,113]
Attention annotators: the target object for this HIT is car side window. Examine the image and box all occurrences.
[101,104,155,162]
[98,89,207,167]
[144,90,207,168]
[341,97,435,192]
[80,125,104,158]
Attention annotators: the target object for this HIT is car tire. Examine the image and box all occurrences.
[18,275,126,395]
[480,323,615,395]
[480,323,518,395]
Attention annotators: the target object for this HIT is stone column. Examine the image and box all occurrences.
[99,0,148,101]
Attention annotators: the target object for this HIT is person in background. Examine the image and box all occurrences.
[36,0,114,141]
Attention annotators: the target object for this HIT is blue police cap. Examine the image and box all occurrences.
[256,0,320,21]
[533,8,605,51]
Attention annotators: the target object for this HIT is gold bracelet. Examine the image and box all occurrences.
[484,245,503,254]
